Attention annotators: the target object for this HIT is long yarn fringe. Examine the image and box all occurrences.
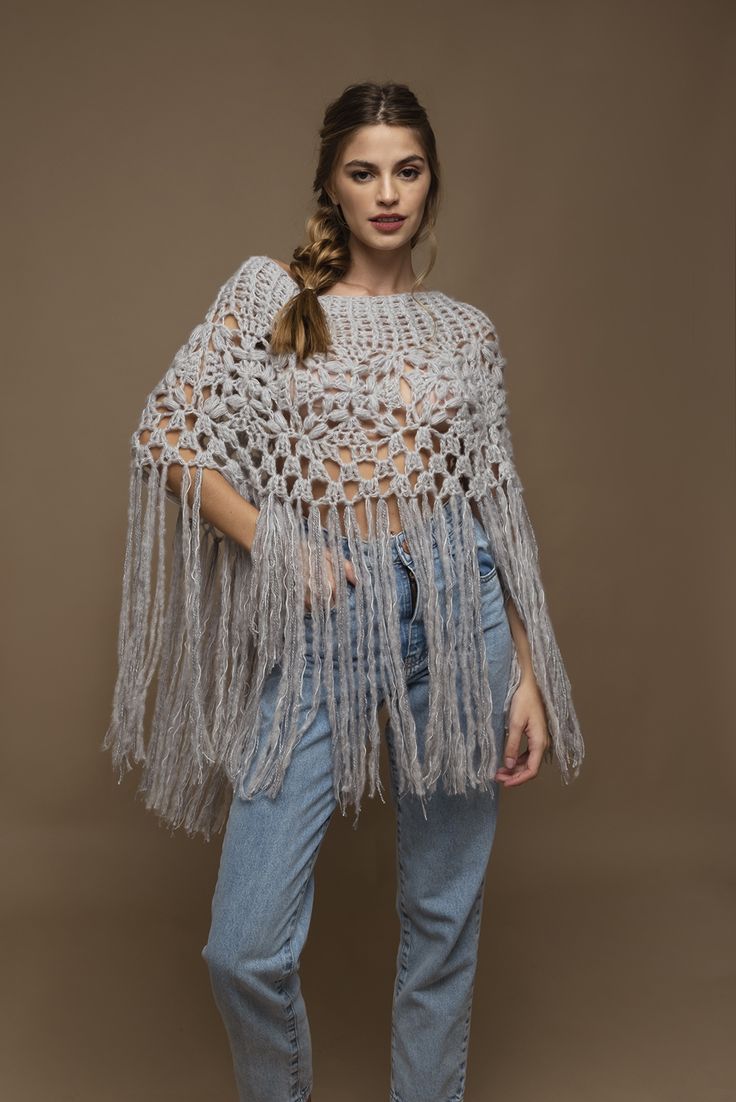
[477,475,585,783]
[103,461,583,842]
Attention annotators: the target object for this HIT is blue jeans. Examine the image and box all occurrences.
[201,511,514,1102]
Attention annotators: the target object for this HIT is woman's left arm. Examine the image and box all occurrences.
[495,597,552,787]
[471,301,585,789]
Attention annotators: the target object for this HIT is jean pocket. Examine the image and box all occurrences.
[476,543,498,582]
[472,518,497,582]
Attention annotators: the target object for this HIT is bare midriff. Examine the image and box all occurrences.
[305,466,433,543]
[295,357,457,546]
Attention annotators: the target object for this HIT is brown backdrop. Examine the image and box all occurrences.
[3,1,734,1099]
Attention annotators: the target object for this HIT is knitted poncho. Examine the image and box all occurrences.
[103,254,584,840]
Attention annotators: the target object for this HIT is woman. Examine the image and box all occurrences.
[104,80,584,1102]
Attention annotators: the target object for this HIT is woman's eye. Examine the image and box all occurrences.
[349,168,422,183]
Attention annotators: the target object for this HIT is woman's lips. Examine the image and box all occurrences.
[369,216,406,234]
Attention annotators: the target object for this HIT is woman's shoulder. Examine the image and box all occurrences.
[238,254,293,283]
[442,293,500,343]
[268,257,292,276]
[204,255,295,332]
[241,254,300,305]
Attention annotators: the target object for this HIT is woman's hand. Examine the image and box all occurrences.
[494,672,550,787]
[301,540,357,615]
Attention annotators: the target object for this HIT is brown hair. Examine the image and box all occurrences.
[269,81,442,359]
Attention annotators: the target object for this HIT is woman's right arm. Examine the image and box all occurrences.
[135,294,352,597]
[138,424,260,553]
[137,313,260,552]
[145,444,350,606]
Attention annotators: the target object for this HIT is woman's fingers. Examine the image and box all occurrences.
[301,545,357,613]
[325,551,358,597]
[495,750,533,785]
[306,549,355,611]
[494,746,546,786]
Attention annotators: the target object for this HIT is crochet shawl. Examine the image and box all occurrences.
[103,254,584,839]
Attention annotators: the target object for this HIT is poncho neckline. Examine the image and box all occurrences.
[261,253,446,306]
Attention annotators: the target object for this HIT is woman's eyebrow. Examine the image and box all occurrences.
[343,155,426,170]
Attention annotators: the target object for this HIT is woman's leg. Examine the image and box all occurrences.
[385,562,514,1102]
[201,653,337,1102]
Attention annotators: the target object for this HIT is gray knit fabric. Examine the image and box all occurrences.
[102,254,585,840]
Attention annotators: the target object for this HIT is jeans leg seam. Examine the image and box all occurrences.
[390,791,413,1097]
[277,822,328,1101]
[276,940,303,1099]
[451,875,487,1101]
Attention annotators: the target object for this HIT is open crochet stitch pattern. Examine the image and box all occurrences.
[102,255,584,839]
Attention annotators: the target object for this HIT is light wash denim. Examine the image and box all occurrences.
[201,508,514,1102]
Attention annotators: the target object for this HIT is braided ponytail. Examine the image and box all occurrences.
[269,196,349,358]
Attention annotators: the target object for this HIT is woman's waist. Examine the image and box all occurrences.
[298,491,488,567]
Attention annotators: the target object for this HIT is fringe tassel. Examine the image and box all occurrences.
[103,455,582,842]
[477,473,585,783]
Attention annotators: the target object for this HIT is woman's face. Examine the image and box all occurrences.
[327,123,431,253]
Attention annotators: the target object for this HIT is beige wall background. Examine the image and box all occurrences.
[3,1,734,1099]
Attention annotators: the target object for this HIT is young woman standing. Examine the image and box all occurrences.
[104,80,584,1102]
